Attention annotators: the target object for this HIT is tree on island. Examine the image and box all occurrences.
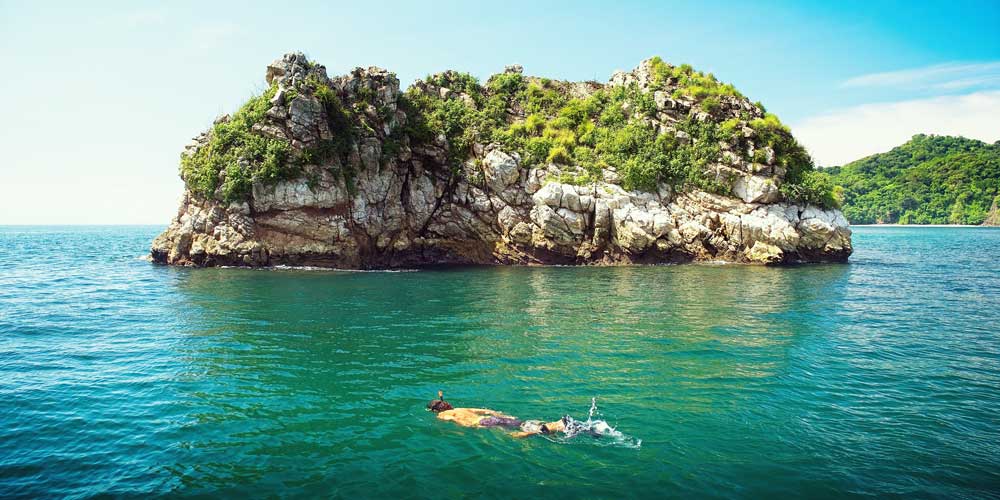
[826,135,1000,225]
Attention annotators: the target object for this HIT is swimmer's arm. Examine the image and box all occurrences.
[510,431,538,438]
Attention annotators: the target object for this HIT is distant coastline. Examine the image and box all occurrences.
[851,224,989,227]
[826,135,999,227]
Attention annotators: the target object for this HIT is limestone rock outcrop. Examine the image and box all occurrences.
[152,53,851,268]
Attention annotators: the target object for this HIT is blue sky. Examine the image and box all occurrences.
[1,0,998,224]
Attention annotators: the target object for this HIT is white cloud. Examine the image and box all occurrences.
[793,91,1000,166]
[842,61,1000,92]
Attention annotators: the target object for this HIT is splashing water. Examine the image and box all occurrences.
[549,398,642,449]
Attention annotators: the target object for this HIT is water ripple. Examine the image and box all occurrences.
[1,226,999,498]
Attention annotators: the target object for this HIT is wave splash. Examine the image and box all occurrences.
[549,397,641,449]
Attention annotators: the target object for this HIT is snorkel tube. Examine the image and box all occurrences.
[427,390,453,412]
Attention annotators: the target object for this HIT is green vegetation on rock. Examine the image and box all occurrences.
[300,75,362,190]
[180,72,366,201]
[402,58,833,206]
[826,135,1000,224]
[182,56,836,209]
[648,58,744,102]
[180,84,298,202]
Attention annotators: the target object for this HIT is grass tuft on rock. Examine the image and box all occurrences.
[180,84,297,202]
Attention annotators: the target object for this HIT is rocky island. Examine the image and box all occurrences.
[152,53,852,268]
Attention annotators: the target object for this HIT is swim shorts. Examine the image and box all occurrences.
[478,415,522,428]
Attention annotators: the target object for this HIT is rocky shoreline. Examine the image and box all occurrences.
[152,53,852,268]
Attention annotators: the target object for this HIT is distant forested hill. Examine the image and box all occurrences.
[826,135,1000,225]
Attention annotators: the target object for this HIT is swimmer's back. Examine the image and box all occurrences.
[436,408,509,427]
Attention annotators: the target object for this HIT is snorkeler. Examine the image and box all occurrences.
[426,391,567,438]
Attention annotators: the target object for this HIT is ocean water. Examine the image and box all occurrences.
[1,225,999,498]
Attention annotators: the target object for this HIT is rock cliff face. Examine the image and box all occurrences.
[152,53,851,268]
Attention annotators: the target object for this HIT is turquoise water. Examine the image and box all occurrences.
[2,226,999,498]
